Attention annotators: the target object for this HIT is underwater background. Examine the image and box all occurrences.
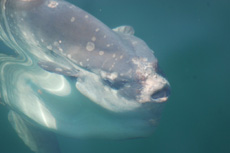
[0,0,229,153]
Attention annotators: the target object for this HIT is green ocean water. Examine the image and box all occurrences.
[0,0,230,153]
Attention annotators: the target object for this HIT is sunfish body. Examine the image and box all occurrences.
[0,0,170,152]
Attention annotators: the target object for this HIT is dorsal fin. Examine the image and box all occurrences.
[113,26,135,35]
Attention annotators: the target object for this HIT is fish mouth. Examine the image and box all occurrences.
[150,85,170,103]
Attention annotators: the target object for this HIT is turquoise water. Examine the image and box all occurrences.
[0,0,230,153]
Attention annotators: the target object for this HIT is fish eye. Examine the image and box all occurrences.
[103,79,128,90]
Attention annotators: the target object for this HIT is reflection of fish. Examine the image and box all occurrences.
[0,0,170,152]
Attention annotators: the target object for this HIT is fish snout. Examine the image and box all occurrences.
[137,74,170,103]
[150,84,170,103]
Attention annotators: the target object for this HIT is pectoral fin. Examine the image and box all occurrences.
[38,61,79,77]
[8,111,61,153]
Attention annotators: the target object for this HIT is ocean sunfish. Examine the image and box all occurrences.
[0,0,170,152]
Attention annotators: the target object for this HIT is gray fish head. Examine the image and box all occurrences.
[113,57,170,104]
[75,32,170,112]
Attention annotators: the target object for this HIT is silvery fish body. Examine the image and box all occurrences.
[0,0,170,152]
